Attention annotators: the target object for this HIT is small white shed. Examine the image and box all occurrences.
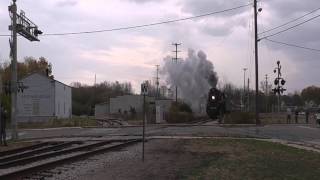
[17,73,72,122]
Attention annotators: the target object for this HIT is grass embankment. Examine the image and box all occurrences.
[180,139,320,180]
[0,141,37,152]
[18,117,98,129]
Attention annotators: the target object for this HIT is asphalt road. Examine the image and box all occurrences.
[7,123,320,147]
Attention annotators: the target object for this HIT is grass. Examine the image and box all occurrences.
[17,117,98,129]
[0,140,37,152]
[179,139,320,180]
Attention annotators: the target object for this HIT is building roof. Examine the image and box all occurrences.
[20,72,72,88]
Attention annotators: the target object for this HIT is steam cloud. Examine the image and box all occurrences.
[161,49,218,111]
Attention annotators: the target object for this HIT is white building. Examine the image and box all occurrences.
[94,94,173,123]
[17,73,72,122]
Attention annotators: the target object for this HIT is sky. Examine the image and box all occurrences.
[0,0,319,94]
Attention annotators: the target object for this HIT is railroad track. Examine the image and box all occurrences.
[0,139,140,179]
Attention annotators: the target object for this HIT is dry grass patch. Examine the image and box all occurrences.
[0,141,37,152]
[178,139,320,180]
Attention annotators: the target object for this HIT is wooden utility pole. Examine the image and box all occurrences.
[243,68,247,111]
[265,74,268,112]
[247,78,250,111]
[254,0,260,124]
[172,43,181,103]
[155,65,160,99]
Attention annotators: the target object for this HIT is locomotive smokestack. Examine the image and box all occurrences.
[161,49,218,111]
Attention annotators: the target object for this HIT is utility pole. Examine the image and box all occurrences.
[243,68,247,112]
[254,0,260,125]
[93,74,96,114]
[265,74,268,95]
[155,65,160,99]
[172,43,181,103]
[265,74,268,113]
[247,78,250,112]
[8,0,42,139]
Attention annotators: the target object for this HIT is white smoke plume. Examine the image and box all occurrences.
[161,49,218,111]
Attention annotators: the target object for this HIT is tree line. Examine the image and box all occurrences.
[0,57,133,117]
[222,82,320,113]
[0,56,319,116]
[71,81,133,116]
[0,57,53,115]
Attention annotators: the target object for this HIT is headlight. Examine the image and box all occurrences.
[211,96,215,100]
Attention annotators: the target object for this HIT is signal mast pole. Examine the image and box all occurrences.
[10,0,18,140]
[9,0,42,139]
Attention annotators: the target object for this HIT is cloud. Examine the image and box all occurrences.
[181,0,250,17]
[265,0,319,19]
[126,0,165,4]
[0,0,319,93]
[56,0,78,7]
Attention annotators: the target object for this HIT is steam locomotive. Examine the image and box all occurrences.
[206,88,227,122]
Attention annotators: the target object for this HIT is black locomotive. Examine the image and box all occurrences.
[206,88,226,122]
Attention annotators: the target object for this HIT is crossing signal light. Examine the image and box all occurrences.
[34,28,42,36]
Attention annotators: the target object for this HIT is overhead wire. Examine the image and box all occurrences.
[259,7,320,35]
[265,38,320,52]
[0,3,252,37]
[259,14,320,40]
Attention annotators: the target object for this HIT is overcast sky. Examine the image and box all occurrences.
[0,0,319,93]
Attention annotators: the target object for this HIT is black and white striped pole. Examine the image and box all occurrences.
[141,82,148,162]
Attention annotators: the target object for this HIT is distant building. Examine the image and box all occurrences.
[17,73,72,122]
[94,94,173,123]
[109,95,148,115]
[94,102,109,118]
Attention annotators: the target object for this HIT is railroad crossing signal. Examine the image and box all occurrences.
[141,82,148,95]
[272,61,286,95]
[8,8,42,41]
[3,82,28,95]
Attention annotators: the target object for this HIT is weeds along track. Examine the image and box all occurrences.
[0,139,140,179]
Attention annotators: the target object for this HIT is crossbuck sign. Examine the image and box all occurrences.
[141,83,148,95]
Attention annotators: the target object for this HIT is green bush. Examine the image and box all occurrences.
[171,102,193,113]
[166,102,194,123]
[166,111,194,123]
[223,112,255,124]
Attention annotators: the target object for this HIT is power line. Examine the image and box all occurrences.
[259,14,320,40]
[265,38,320,52]
[0,3,252,37]
[259,7,320,35]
